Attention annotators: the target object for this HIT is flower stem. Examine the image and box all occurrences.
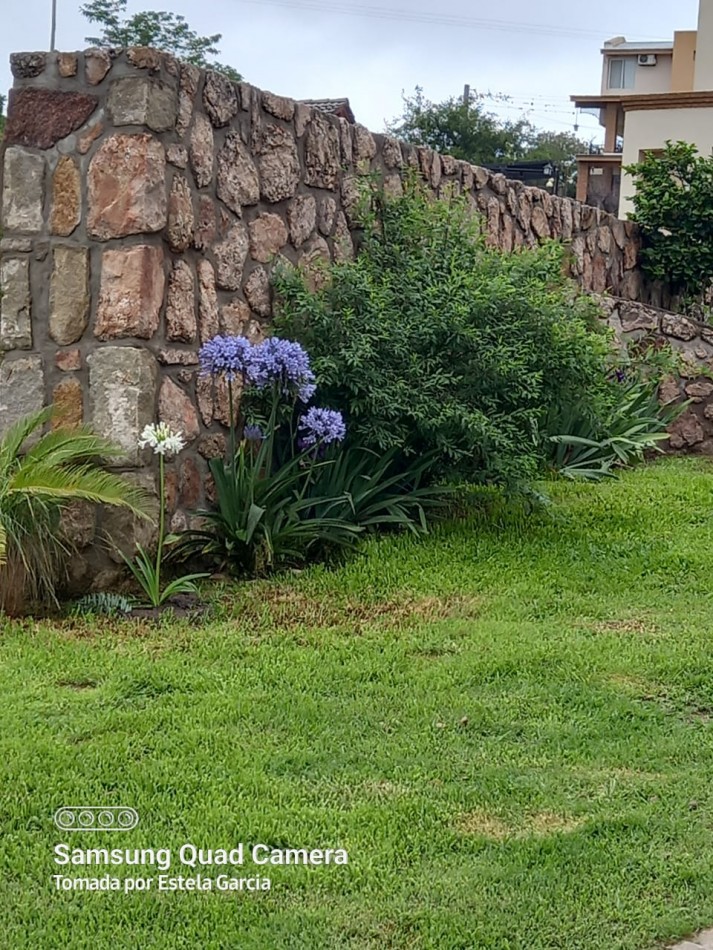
[155,453,165,607]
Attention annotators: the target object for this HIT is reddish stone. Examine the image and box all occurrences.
[85,48,112,85]
[55,349,82,372]
[179,457,202,508]
[4,88,98,150]
[249,212,288,263]
[158,378,200,442]
[198,434,226,459]
[77,121,104,155]
[213,224,250,291]
[243,267,272,317]
[167,175,195,253]
[220,299,251,335]
[198,260,220,342]
[95,246,165,340]
[88,134,167,240]
[165,261,197,343]
[193,196,217,251]
[158,349,199,366]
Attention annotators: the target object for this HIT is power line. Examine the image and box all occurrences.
[237,0,665,42]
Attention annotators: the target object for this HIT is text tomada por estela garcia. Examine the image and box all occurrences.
[54,843,349,871]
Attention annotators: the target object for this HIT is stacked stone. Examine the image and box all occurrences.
[0,47,661,585]
[601,297,713,455]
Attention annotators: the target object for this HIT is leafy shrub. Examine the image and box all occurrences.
[0,408,151,616]
[626,141,713,298]
[273,181,613,487]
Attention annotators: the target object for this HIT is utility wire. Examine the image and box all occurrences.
[237,0,665,42]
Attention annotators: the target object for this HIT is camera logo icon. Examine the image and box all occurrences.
[54,806,139,832]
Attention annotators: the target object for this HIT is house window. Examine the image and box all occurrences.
[608,57,636,89]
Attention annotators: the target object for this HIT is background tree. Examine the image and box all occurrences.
[81,0,242,80]
[0,95,5,139]
[626,140,713,301]
[387,87,587,193]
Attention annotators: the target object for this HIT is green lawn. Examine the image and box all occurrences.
[4,458,713,949]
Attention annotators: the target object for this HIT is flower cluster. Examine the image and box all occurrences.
[138,423,186,457]
[199,335,254,383]
[250,338,317,403]
[243,424,265,442]
[298,408,347,448]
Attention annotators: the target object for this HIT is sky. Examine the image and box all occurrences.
[0,0,702,146]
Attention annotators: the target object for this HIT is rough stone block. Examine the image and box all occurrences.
[95,245,165,340]
[0,355,44,438]
[87,347,157,466]
[52,377,84,430]
[217,132,259,213]
[102,470,159,559]
[249,213,288,263]
[10,52,46,78]
[50,156,81,237]
[158,378,200,442]
[304,112,340,191]
[189,114,215,189]
[0,257,32,350]
[166,260,197,343]
[85,48,112,85]
[214,224,250,290]
[203,70,239,127]
[2,148,45,234]
[49,247,90,346]
[4,88,98,150]
[88,134,167,240]
[107,77,177,132]
[167,175,195,253]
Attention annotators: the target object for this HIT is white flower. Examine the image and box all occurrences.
[138,422,186,457]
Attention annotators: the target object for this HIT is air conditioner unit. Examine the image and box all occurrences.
[638,54,657,66]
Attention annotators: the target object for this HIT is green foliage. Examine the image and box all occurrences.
[80,0,242,79]
[626,141,713,297]
[71,592,135,617]
[274,181,613,488]
[386,87,588,185]
[176,438,363,576]
[0,94,6,139]
[0,408,152,615]
[547,377,683,481]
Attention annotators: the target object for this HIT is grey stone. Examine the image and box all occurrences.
[213,223,250,291]
[262,91,295,121]
[288,194,317,247]
[107,77,177,132]
[203,70,239,127]
[2,148,45,234]
[318,197,337,236]
[0,257,32,350]
[304,111,341,190]
[102,470,159,561]
[217,132,260,214]
[0,355,44,439]
[49,247,89,346]
[661,313,699,342]
[10,52,46,78]
[189,113,214,189]
[87,347,158,467]
[176,63,199,137]
[256,123,300,204]
[244,266,272,317]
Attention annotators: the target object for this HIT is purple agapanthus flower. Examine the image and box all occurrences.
[250,337,317,402]
[298,407,347,447]
[199,335,254,382]
[243,424,265,442]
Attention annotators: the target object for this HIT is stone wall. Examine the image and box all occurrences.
[0,48,680,586]
[603,297,713,455]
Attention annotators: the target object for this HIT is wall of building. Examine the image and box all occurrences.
[0,48,675,588]
[672,31,697,91]
[695,0,713,89]
[600,52,673,96]
[619,105,713,215]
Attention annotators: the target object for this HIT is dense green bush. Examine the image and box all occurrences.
[626,141,713,299]
[274,183,614,487]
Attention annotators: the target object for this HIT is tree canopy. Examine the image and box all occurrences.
[80,0,242,80]
[386,87,588,193]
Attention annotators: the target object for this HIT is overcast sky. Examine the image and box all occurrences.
[0,0,702,145]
